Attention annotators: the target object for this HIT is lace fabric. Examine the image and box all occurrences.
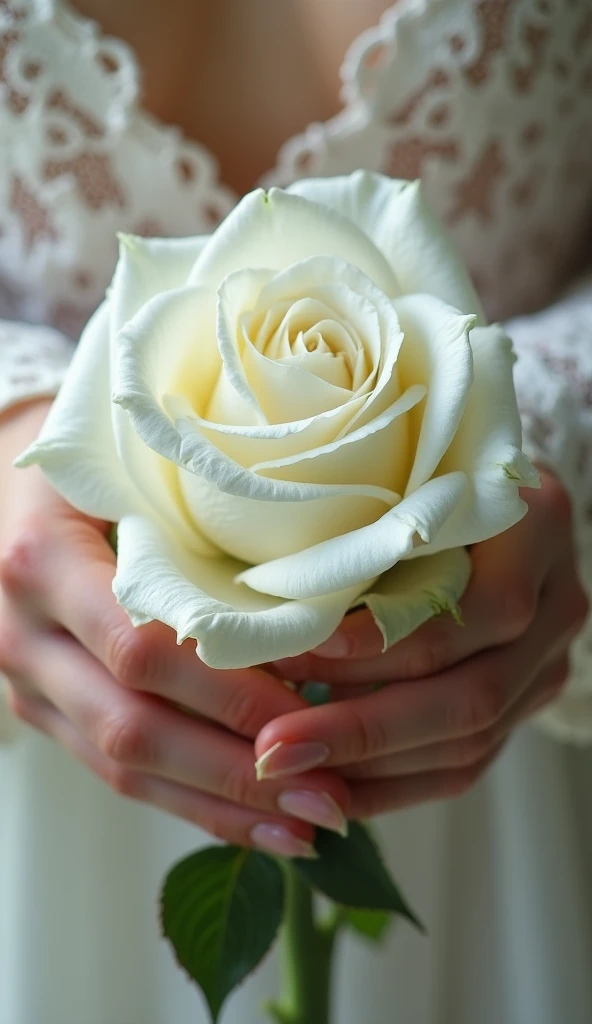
[1,0,592,740]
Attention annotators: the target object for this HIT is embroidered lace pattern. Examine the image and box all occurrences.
[1,0,592,739]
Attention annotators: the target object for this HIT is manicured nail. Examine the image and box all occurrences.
[255,741,330,781]
[250,823,319,859]
[311,632,350,658]
[278,790,348,837]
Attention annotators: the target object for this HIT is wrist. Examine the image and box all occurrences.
[0,398,54,534]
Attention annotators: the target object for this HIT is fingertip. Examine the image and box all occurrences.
[311,631,351,659]
[312,610,383,660]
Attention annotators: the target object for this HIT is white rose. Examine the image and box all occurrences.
[18,172,539,669]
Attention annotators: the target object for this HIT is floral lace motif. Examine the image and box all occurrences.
[0,318,74,412]
[1,0,592,740]
[268,0,592,322]
[510,274,592,743]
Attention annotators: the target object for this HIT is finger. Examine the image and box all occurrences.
[10,691,318,856]
[271,476,565,687]
[344,655,570,780]
[254,562,579,774]
[2,517,306,736]
[347,743,505,819]
[27,631,350,832]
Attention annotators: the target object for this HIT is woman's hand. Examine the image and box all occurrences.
[0,401,349,855]
[255,470,588,817]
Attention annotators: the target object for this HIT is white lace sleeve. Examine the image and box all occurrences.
[508,273,592,744]
[0,319,74,413]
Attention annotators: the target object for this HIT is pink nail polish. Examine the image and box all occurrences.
[278,790,348,837]
[255,741,330,781]
[250,823,318,859]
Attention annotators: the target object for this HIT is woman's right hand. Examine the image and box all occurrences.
[0,400,349,855]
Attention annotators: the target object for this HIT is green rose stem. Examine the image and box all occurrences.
[267,862,343,1024]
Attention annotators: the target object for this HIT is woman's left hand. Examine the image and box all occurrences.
[254,470,589,818]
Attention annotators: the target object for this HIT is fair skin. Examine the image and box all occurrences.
[0,0,588,852]
[0,401,587,851]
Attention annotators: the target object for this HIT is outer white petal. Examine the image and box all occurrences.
[355,547,472,650]
[188,188,399,297]
[395,294,475,496]
[287,172,485,321]
[102,239,218,555]
[113,285,223,555]
[409,324,540,557]
[113,515,368,669]
[15,302,146,521]
[237,471,467,599]
[110,233,210,336]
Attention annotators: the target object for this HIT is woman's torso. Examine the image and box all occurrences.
[1,0,592,336]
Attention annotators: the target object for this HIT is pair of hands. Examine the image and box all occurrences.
[0,404,587,857]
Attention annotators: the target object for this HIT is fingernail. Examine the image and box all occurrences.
[311,632,350,658]
[255,741,330,781]
[278,790,348,837]
[250,823,319,859]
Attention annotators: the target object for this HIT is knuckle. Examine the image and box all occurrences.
[200,811,231,843]
[342,702,389,761]
[453,731,493,769]
[499,580,538,639]
[220,685,263,737]
[0,621,21,674]
[0,524,48,596]
[405,629,451,679]
[463,675,506,733]
[104,764,143,800]
[566,584,590,634]
[107,622,157,690]
[5,685,30,722]
[220,758,256,808]
[96,709,154,767]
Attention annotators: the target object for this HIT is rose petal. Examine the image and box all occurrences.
[188,188,399,296]
[250,256,386,372]
[110,233,210,337]
[409,325,540,556]
[395,294,475,496]
[178,466,396,563]
[113,515,368,669]
[236,471,467,598]
[287,171,485,321]
[210,267,273,424]
[356,547,472,650]
[116,360,400,562]
[251,384,426,494]
[16,303,146,521]
[163,393,367,467]
[113,285,221,555]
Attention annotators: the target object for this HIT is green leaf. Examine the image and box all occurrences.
[345,907,391,943]
[294,822,424,932]
[161,846,284,1023]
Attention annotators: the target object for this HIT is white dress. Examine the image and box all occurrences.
[1,1,592,1021]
